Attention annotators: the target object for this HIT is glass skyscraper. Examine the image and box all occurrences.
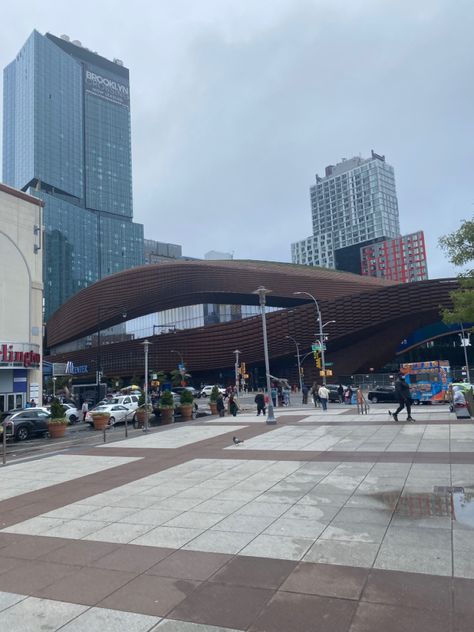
[3,31,144,319]
[291,151,400,272]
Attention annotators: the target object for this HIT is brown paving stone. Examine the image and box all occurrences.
[91,543,172,573]
[99,574,200,616]
[0,534,69,560]
[37,566,136,605]
[349,602,452,632]
[0,558,76,593]
[250,591,356,632]
[38,539,121,566]
[281,561,369,600]
[455,612,472,632]
[0,555,25,574]
[147,549,231,581]
[362,568,452,613]
[169,581,273,630]
[210,555,297,590]
[454,577,474,615]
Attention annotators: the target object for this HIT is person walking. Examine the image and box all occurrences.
[318,384,330,411]
[81,400,89,422]
[302,384,309,405]
[337,384,344,404]
[216,394,226,417]
[271,386,277,407]
[389,373,414,422]
[310,383,320,408]
[229,394,239,417]
[344,386,353,404]
[255,391,266,416]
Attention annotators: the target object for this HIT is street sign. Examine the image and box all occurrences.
[325,362,334,367]
[312,344,326,352]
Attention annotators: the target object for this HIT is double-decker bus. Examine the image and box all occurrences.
[400,361,452,404]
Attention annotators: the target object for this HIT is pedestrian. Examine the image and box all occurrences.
[229,394,239,417]
[302,384,309,404]
[81,400,89,422]
[271,386,277,407]
[389,373,415,422]
[255,391,266,416]
[344,386,353,404]
[318,384,330,411]
[310,382,320,408]
[283,387,290,407]
[337,384,344,404]
[216,394,226,417]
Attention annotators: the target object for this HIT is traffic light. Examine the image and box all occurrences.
[240,362,246,376]
[313,351,321,369]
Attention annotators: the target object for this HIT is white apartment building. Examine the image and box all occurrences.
[292,151,400,269]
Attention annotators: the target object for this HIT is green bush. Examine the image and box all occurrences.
[50,399,66,420]
[210,386,220,402]
[180,389,194,405]
[159,390,174,409]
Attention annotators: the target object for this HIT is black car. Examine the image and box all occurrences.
[1,408,51,441]
[367,386,398,404]
[325,384,346,403]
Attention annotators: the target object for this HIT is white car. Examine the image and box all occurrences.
[85,404,135,426]
[199,385,226,398]
[105,395,139,411]
[62,403,79,423]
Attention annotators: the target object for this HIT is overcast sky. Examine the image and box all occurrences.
[1,0,472,278]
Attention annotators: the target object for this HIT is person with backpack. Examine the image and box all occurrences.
[254,391,266,416]
[389,373,415,422]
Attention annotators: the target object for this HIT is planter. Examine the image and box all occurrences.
[180,404,193,420]
[160,408,174,424]
[48,421,67,438]
[91,413,110,430]
[135,409,147,427]
[209,402,218,415]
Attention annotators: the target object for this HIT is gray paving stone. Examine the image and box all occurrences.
[60,607,160,631]
[303,539,379,568]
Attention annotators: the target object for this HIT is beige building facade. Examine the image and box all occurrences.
[0,183,43,411]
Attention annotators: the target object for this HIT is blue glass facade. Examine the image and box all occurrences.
[3,31,143,319]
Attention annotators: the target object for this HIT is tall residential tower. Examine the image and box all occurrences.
[3,31,144,319]
[291,151,400,273]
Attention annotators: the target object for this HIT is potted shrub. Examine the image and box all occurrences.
[90,409,110,430]
[135,391,152,427]
[159,390,175,424]
[180,389,194,420]
[48,399,68,438]
[209,385,220,415]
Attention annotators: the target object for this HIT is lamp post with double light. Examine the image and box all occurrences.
[294,291,330,385]
[141,339,152,433]
[96,305,127,404]
[253,286,276,424]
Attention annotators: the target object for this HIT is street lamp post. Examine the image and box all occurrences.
[52,377,57,398]
[233,349,241,395]
[459,323,471,383]
[141,339,152,433]
[286,335,303,392]
[253,286,276,424]
[96,306,127,404]
[294,291,328,385]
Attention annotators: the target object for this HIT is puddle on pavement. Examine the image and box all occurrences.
[368,488,474,526]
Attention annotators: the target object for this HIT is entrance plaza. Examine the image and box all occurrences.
[0,405,473,631]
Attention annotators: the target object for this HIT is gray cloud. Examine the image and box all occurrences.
[1,0,472,277]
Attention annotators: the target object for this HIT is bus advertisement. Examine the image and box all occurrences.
[400,361,452,404]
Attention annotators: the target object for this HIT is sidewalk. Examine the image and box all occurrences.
[0,404,472,630]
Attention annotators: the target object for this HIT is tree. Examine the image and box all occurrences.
[439,218,474,324]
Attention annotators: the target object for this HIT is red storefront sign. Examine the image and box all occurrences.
[0,343,41,368]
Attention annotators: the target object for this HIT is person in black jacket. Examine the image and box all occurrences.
[389,373,414,422]
[254,392,266,416]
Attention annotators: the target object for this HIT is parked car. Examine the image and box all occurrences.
[199,385,226,398]
[85,404,135,426]
[172,386,198,397]
[105,395,139,411]
[367,386,399,404]
[1,408,51,441]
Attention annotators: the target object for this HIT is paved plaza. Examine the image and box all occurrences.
[0,404,473,630]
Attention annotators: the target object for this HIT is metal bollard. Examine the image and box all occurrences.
[125,416,128,438]
[103,425,107,443]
